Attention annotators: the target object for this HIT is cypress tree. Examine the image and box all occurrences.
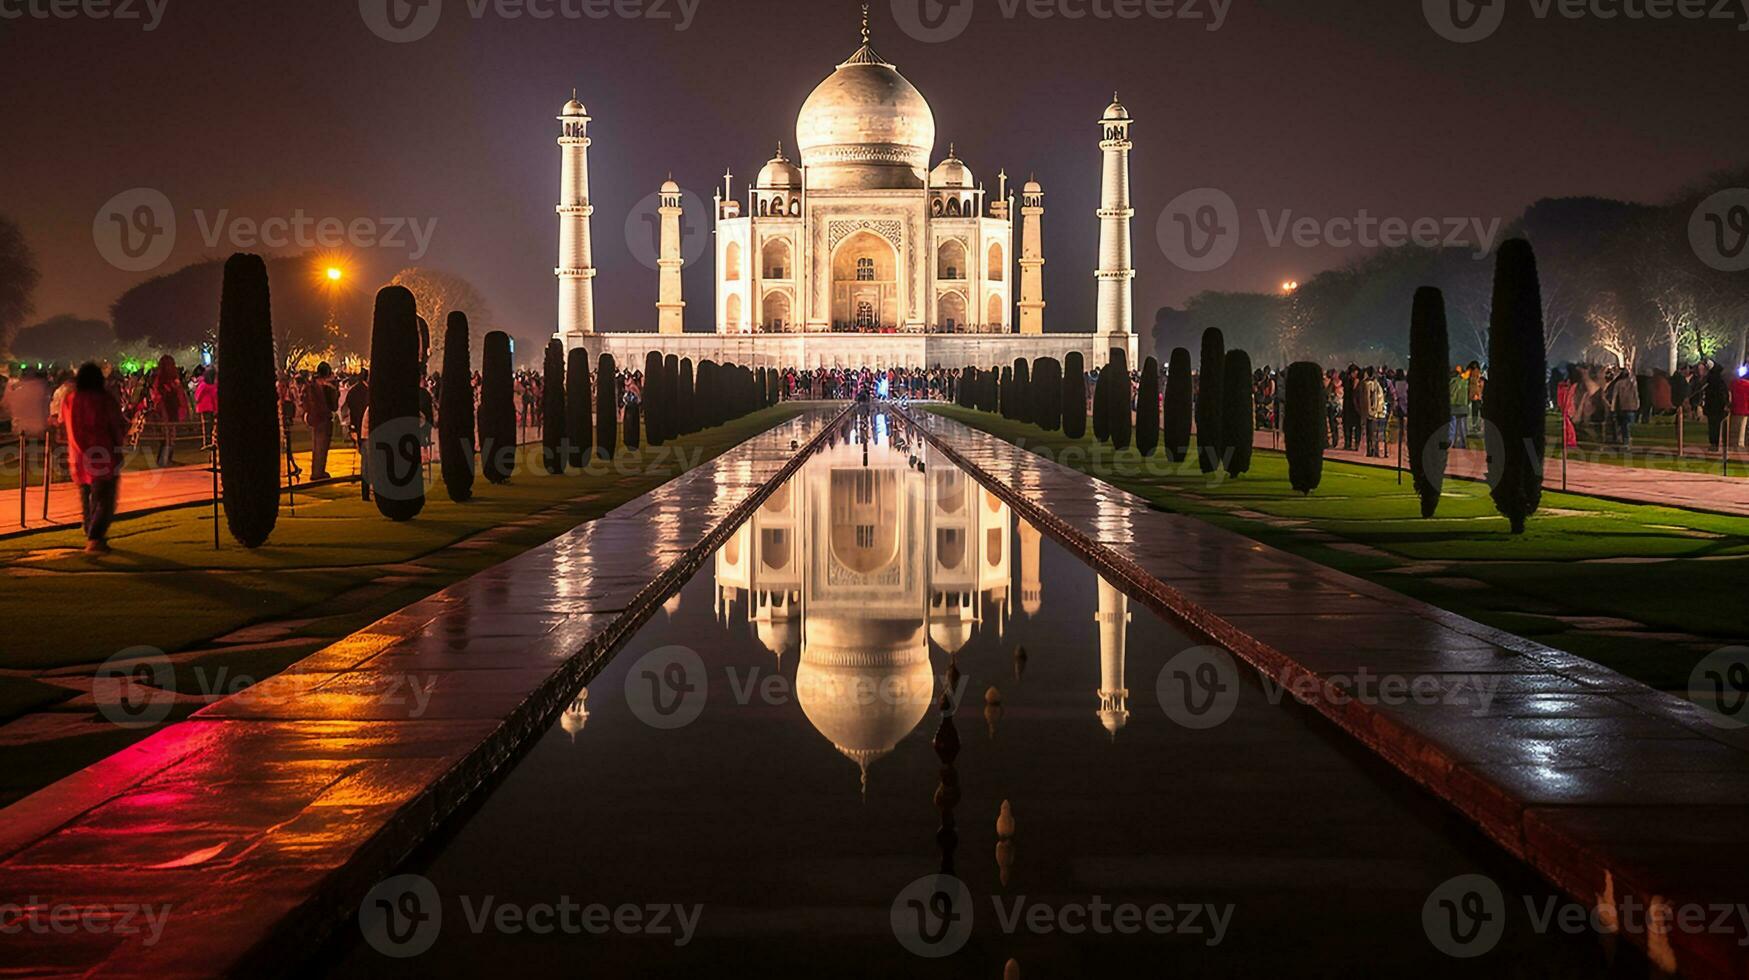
[1285,361,1325,495]
[367,286,426,521]
[566,347,593,468]
[1136,356,1161,457]
[1032,357,1062,432]
[1197,328,1226,473]
[1409,286,1452,518]
[1164,347,1194,463]
[542,339,567,475]
[479,331,515,484]
[1063,352,1087,439]
[1013,358,1032,424]
[596,353,618,459]
[1222,348,1254,478]
[624,397,641,450]
[438,312,475,503]
[665,354,680,426]
[1107,348,1132,450]
[216,253,279,548]
[1485,239,1548,535]
[1000,366,1013,419]
[1092,366,1110,443]
[756,366,768,408]
[642,351,666,446]
[677,358,696,435]
[697,360,718,427]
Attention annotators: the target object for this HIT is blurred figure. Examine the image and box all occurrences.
[1703,360,1729,450]
[145,355,188,467]
[64,363,126,555]
[1733,364,1749,450]
[1447,365,1470,450]
[193,366,218,449]
[303,362,338,481]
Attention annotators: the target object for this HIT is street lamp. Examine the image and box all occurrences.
[326,266,344,283]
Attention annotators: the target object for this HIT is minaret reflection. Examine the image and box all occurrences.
[1095,575,1131,737]
[710,412,1022,793]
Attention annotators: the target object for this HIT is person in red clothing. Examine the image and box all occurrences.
[145,355,189,467]
[64,363,128,555]
[1732,364,1749,450]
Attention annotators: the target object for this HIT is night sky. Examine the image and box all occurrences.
[4,0,1747,352]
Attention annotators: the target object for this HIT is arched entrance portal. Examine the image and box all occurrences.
[831,231,898,331]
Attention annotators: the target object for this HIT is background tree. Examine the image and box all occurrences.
[1107,348,1132,450]
[677,358,696,435]
[1063,352,1087,439]
[0,215,40,359]
[1484,239,1548,535]
[479,331,515,484]
[566,348,593,467]
[388,267,492,370]
[1164,347,1193,462]
[438,312,476,503]
[1284,361,1325,495]
[1222,348,1254,478]
[1031,357,1062,432]
[596,353,619,458]
[1197,328,1226,473]
[1408,287,1451,518]
[215,254,279,548]
[10,315,114,365]
[542,339,567,474]
[1135,356,1160,456]
[367,286,426,521]
[642,350,666,446]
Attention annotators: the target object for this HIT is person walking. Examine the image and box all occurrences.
[1703,360,1730,451]
[1466,362,1485,437]
[303,363,339,481]
[1732,364,1749,450]
[145,355,189,467]
[193,366,218,449]
[1448,365,1470,450]
[277,372,302,478]
[64,363,127,555]
[1605,367,1640,448]
[1364,367,1387,457]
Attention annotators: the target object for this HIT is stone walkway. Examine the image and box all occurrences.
[1,447,363,535]
[0,406,846,977]
[911,407,1749,980]
[1250,428,1749,517]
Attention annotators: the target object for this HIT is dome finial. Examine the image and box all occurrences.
[860,2,870,44]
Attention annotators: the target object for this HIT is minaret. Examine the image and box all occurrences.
[1095,575,1131,737]
[557,92,596,347]
[1019,176,1046,335]
[657,177,685,334]
[1018,522,1042,616]
[1095,94,1134,342]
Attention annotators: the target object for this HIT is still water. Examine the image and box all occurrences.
[329,411,1631,978]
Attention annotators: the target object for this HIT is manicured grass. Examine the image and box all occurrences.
[0,406,803,806]
[926,404,1748,694]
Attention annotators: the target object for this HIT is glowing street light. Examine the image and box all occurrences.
[326,266,344,282]
[1281,280,1300,294]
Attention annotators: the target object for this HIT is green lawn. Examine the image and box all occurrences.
[0,406,803,806]
[926,404,1748,694]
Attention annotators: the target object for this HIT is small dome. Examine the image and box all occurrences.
[1022,178,1042,195]
[562,96,587,117]
[928,617,973,655]
[659,178,681,194]
[930,147,974,190]
[757,145,804,189]
[1102,95,1130,121]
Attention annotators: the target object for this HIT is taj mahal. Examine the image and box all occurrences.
[558,9,1139,371]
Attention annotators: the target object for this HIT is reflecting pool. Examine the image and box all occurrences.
[329,410,1631,978]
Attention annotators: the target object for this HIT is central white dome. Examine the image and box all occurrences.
[796,42,936,191]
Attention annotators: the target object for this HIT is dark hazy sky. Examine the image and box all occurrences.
[4,0,1746,349]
